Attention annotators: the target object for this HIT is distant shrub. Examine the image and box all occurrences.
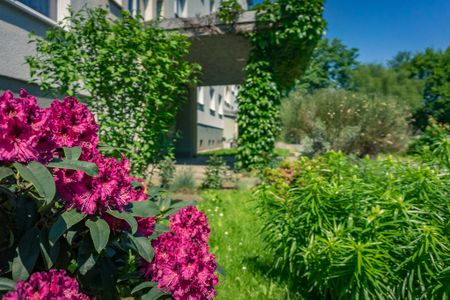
[201,156,227,190]
[158,156,176,189]
[257,152,450,299]
[171,169,196,193]
[281,89,411,156]
[408,120,450,170]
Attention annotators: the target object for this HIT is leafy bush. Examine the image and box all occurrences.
[27,8,199,173]
[281,89,411,156]
[408,119,450,168]
[218,0,243,24]
[0,90,217,299]
[236,0,325,169]
[257,151,450,299]
[158,156,176,189]
[171,169,196,193]
[201,156,227,190]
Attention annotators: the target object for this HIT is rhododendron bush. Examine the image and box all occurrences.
[0,90,218,299]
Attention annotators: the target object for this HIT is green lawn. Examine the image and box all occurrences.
[198,190,297,300]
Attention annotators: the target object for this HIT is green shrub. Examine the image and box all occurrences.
[280,89,411,156]
[158,156,176,189]
[408,119,450,169]
[201,156,227,190]
[257,152,450,299]
[171,169,196,193]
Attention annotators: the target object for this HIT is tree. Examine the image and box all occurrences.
[297,38,359,92]
[350,63,423,109]
[27,8,198,174]
[408,47,450,129]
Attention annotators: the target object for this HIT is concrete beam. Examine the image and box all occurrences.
[157,11,256,86]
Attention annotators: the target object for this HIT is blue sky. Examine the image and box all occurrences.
[252,0,450,64]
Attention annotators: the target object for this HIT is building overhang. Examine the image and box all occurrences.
[157,11,257,86]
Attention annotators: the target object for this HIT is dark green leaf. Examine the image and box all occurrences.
[129,235,154,263]
[129,201,160,218]
[12,227,40,280]
[107,210,137,234]
[165,200,196,216]
[154,223,169,234]
[132,180,143,188]
[0,167,14,181]
[49,209,86,244]
[0,278,16,291]
[48,160,98,177]
[131,281,156,295]
[85,218,110,253]
[63,146,82,160]
[217,264,226,276]
[39,228,60,269]
[141,287,165,300]
[13,162,55,203]
[15,196,38,237]
[77,240,98,275]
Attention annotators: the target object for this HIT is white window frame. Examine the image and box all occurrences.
[174,0,187,17]
[198,86,205,105]
[209,88,216,112]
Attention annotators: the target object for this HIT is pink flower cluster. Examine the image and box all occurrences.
[46,96,99,160]
[2,269,90,300]
[0,90,150,216]
[0,90,54,163]
[142,207,218,300]
[54,154,148,215]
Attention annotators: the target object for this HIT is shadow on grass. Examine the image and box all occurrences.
[242,255,303,299]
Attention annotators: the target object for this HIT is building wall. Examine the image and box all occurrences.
[223,114,237,142]
[0,0,123,104]
[0,0,59,104]
[196,84,239,151]
[197,124,224,151]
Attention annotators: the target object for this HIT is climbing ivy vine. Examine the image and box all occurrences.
[237,0,326,169]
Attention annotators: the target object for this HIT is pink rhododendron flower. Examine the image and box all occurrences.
[141,207,218,300]
[46,96,99,159]
[0,90,53,163]
[54,153,148,215]
[2,269,90,300]
[170,206,211,243]
[136,216,156,237]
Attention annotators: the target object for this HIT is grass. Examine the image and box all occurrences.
[198,190,297,300]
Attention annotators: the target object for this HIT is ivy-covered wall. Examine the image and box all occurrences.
[236,0,326,169]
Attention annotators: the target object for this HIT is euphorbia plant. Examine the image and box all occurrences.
[0,90,218,299]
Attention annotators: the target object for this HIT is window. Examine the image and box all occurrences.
[174,0,187,17]
[218,95,224,119]
[128,0,150,17]
[210,0,216,13]
[224,86,232,105]
[18,0,50,18]
[197,86,205,111]
[209,88,216,117]
[156,0,164,18]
